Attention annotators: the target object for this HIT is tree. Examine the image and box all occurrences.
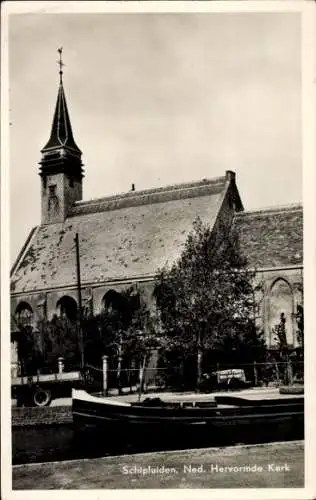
[32,286,156,380]
[16,324,40,376]
[272,312,294,385]
[124,289,160,360]
[272,312,287,351]
[91,286,158,359]
[296,304,304,351]
[293,303,304,382]
[81,286,159,391]
[37,315,81,372]
[154,216,265,389]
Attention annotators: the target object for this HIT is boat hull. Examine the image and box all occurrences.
[72,390,304,444]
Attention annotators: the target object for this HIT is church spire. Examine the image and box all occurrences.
[41,48,81,154]
[39,49,84,225]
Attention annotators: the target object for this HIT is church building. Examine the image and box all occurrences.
[10,63,303,373]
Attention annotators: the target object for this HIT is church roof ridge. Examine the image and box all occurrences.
[69,175,227,216]
[235,202,302,218]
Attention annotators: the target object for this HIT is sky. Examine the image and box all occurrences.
[8,10,302,265]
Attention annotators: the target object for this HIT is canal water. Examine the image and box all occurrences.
[13,424,222,464]
[13,424,208,464]
[12,421,303,465]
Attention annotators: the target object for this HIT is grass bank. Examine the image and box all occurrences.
[13,440,304,489]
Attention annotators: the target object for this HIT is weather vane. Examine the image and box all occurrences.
[57,47,65,84]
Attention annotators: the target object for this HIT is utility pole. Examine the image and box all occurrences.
[117,333,123,395]
[74,233,84,368]
[197,329,203,391]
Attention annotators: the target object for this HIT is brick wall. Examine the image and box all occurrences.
[12,405,72,428]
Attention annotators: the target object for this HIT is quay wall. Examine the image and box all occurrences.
[12,406,72,427]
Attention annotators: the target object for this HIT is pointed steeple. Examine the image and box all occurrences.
[39,49,84,225]
[41,47,82,155]
[41,83,82,153]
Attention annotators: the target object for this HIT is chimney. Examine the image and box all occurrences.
[225,171,235,182]
[131,183,135,191]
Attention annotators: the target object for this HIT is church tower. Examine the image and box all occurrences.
[39,48,84,224]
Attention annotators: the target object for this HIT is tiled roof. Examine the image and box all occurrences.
[11,177,226,293]
[234,204,303,269]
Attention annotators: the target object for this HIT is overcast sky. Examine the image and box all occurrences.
[8,11,302,264]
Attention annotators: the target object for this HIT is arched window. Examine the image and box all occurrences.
[101,289,133,328]
[269,279,294,347]
[15,302,33,328]
[56,296,78,322]
[102,290,125,314]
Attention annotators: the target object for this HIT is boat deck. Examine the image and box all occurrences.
[91,387,303,406]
